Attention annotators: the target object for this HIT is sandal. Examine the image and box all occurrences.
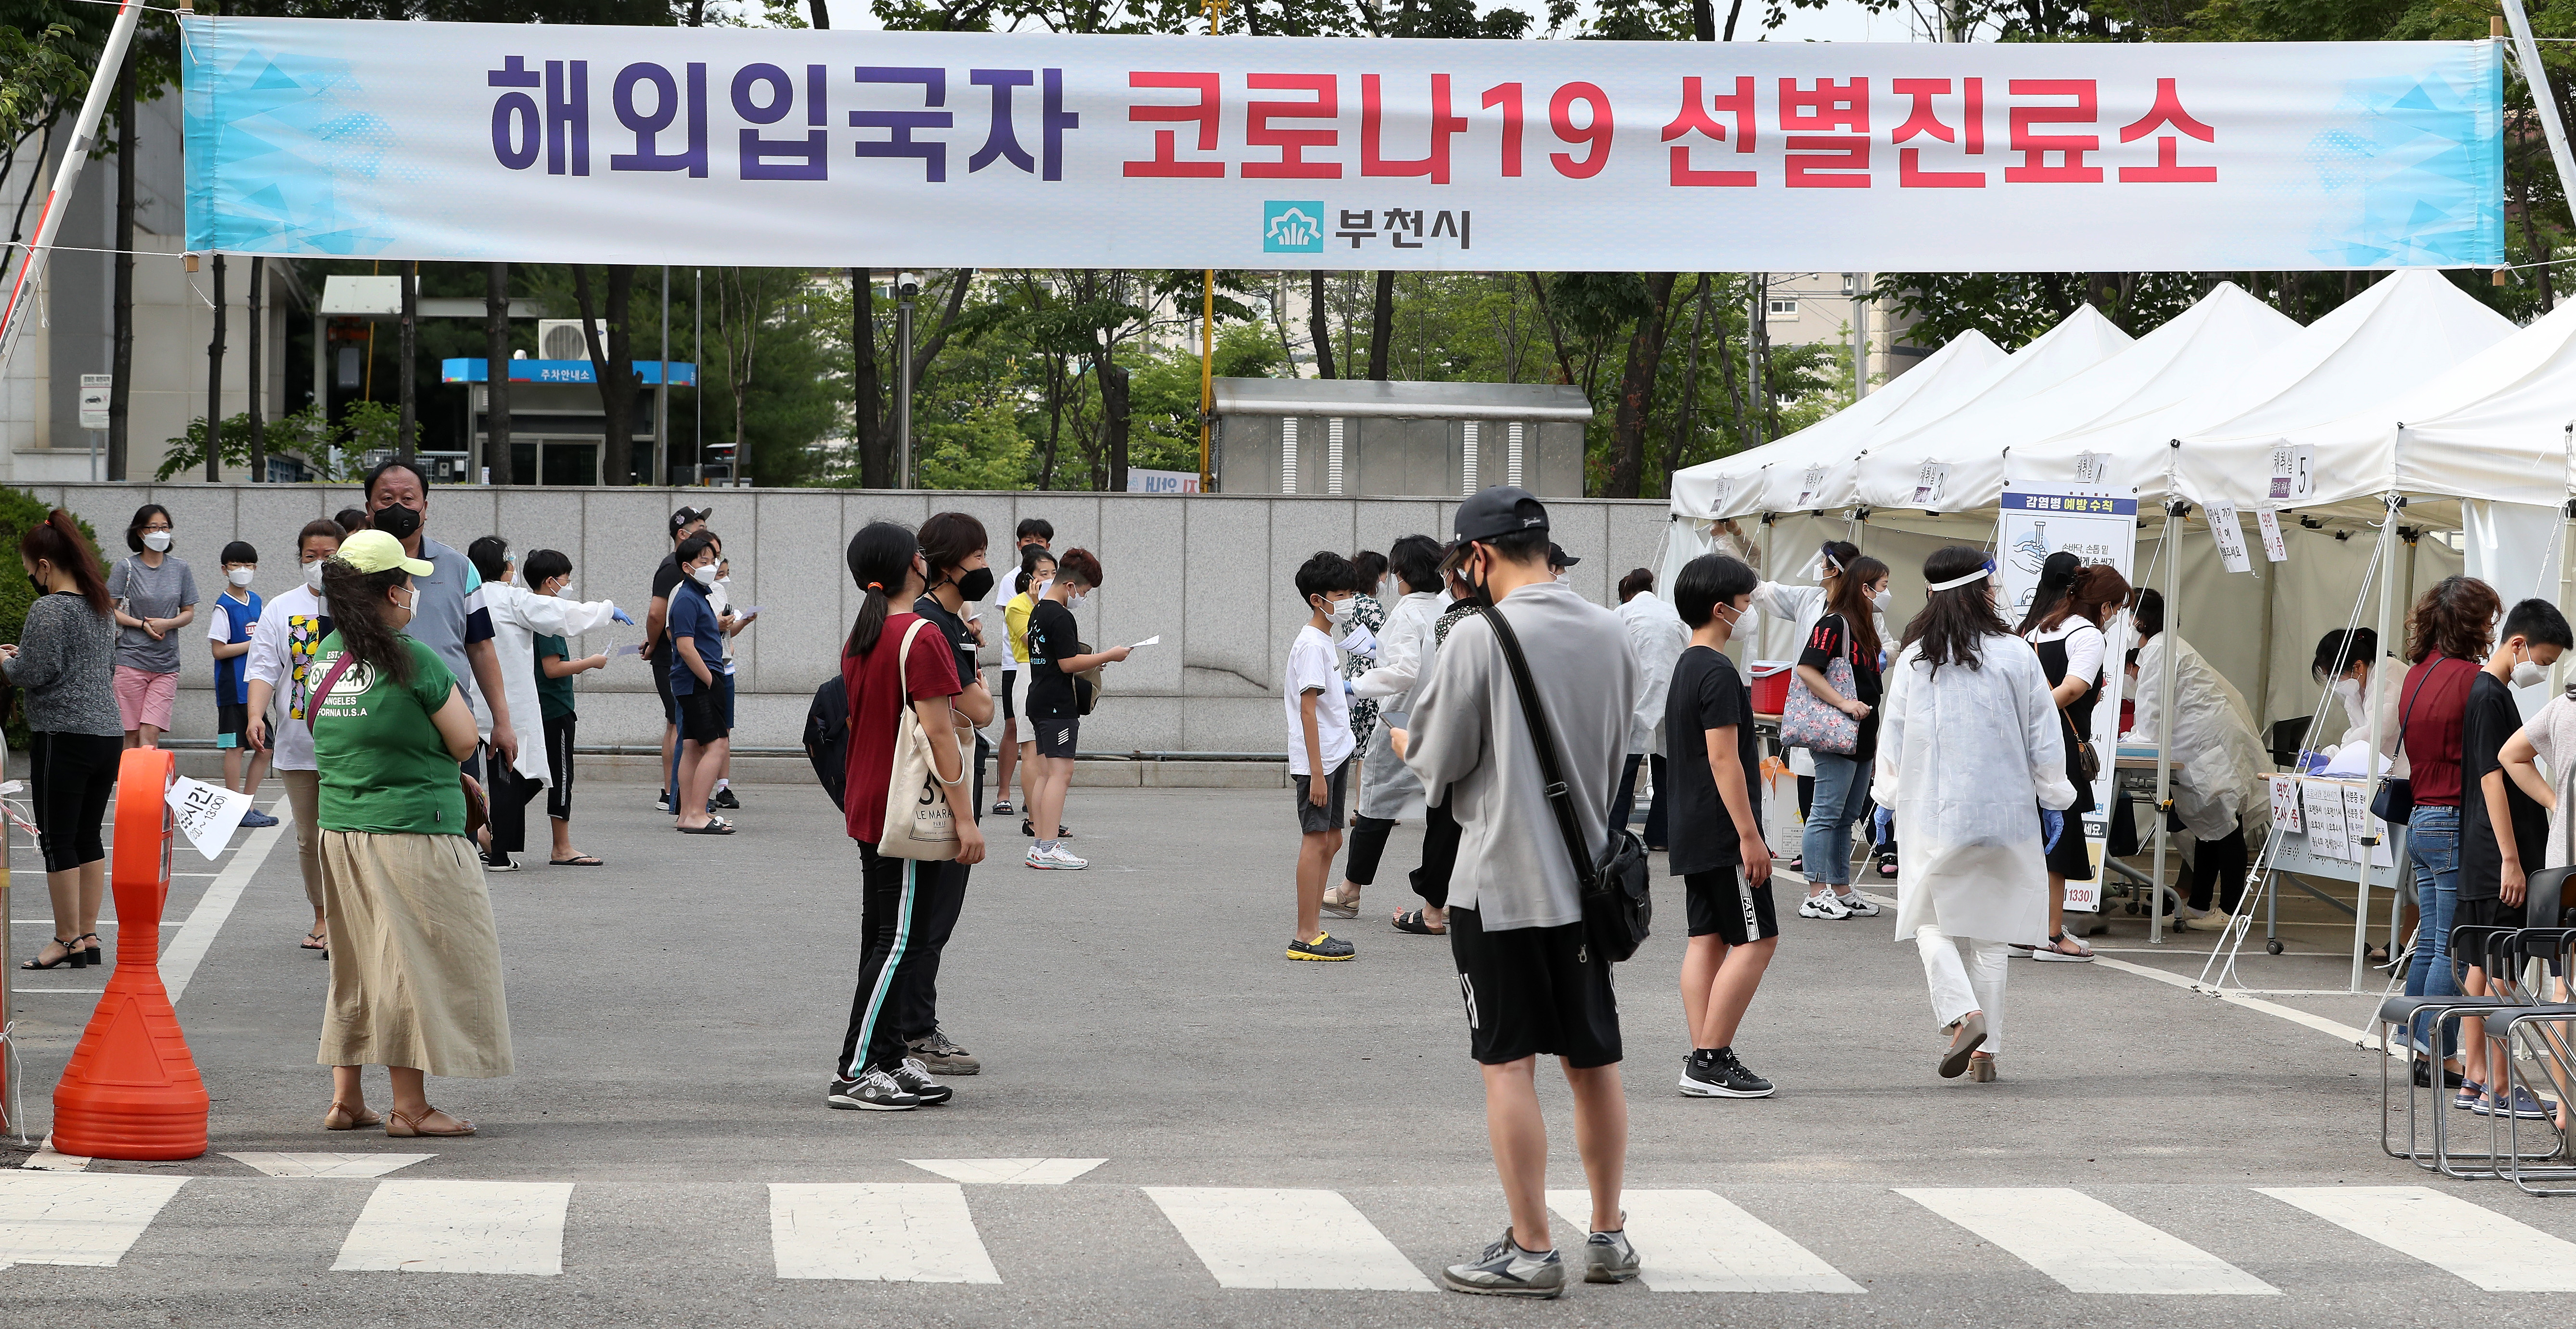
[1391,909,1446,935]
[385,1107,476,1138]
[677,822,736,835]
[78,933,103,966]
[300,929,329,952]
[1321,886,1360,919]
[19,935,83,970]
[323,1100,383,1131]
[550,854,605,866]
[2031,932,2095,963]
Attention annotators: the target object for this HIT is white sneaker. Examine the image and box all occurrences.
[1797,892,1851,921]
[2177,908,2232,932]
[1026,844,1088,871]
[1834,892,1880,917]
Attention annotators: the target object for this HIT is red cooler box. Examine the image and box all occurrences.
[1750,661,1793,715]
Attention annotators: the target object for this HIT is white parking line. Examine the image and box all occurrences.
[1548,1188,1862,1292]
[332,1179,574,1276]
[770,1182,1001,1282]
[0,1174,186,1265]
[1899,1187,2278,1295]
[1145,1187,1435,1291]
[2260,1186,2576,1291]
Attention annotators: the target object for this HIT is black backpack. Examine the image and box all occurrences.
[804,675,851,811]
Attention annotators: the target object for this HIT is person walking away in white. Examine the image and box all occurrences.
[1336,535,1445,924]
[1612,568,1687,853]
[1665,554,1778,1099]
[464,536,629,869]
[2121,590,2267,931]
[1285,551,1360,961]
[2496,676,2576,1133]
[1398,486,1641,1298]
[1873,546,2075,1083]
[245,519,345,953]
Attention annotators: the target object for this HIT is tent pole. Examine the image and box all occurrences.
[2357,493,2401,994]
[2150,501,2184,946]
[2255,552,2279,726]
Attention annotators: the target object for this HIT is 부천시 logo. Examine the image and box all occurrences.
[1263,201,1326,253]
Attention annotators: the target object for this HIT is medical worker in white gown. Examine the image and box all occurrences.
[2123,589,2269,930]
[1873,547,2076,1083]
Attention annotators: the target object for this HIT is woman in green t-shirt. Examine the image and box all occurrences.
[309,529,501,1139]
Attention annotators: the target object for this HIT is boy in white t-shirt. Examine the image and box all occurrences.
[1287,551,1361,962]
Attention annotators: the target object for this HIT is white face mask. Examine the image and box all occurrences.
[1553,571,1571,585]
[1069,591,1090,610]
[1870,588,1893,613]
[1323,596,1354,626]
[227,567,255,588]
[2513,646,2550,689]
[303,560,326,592]
[2333,677,2364,707]
[691,563,719,586]
[142,530,171,553]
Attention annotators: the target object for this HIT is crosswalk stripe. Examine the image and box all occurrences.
[331,1180,575,1276]
[223,1153,435,1180]
[1547,1188,1864,1293]
[2258,1186,2576,1291]
[1898,1187,2279,1295]
[1144,1187,1436,1291]
[0,1174,188,1267]
[769,1183,1001,1283]
[902,1158,1106,1185]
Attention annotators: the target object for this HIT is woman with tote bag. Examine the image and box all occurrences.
[830,522,985,1114]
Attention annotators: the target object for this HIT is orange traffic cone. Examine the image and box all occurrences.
[51,747,207,1160]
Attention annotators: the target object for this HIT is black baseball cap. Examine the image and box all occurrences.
[1548,543,1580,568]
[1454,486,1548,543]
[670,505,713,536]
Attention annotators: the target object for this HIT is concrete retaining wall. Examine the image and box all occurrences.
[26,484,1673,755]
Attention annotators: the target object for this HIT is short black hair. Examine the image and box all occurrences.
[333,507,371,533]
[220,540,258,566]
[465,535,511,585]
[2314,627,2377,681]
[362,459,427,503]
[1618,568,1655,603]
[1475,529,1550,567]
[1388,535,1442,595]
[1296,550,1358,605]
[1674,553,1757,628]
[125,503,173,554]
[2502,597,2575,651]
[1353,550,1388,589]
[677,533,719,566]
[524,548,572,588]
[1016,517,1054,543]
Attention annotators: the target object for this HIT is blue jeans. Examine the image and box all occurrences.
[2404,804,2461,1059]
[1802,752,1872,888]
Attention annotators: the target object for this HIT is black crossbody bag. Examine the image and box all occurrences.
[1477,603,1652,962]
[2369,659,2448,826]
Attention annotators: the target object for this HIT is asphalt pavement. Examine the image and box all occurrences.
[0,776,2563,1327]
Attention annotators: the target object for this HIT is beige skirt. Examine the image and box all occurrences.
[317,829,514,1078]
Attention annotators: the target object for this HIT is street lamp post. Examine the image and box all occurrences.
[895,271,919,490]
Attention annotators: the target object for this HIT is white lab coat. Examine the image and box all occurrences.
[2332,654,2411,779]
[2124,632,2269,842]
[1618,591,1688,756]
[1874,633,2076,945]
[479,580,622,787]
[1351,589,1442,821]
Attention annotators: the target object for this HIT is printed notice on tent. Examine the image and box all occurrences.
[2341,783,2394,868]
[2268,774,2305,833]
[2073,452,2108,487]
[1910,463,1951,507]
[2269,446,2317,503]
[166,775,252,861]
[2301,780,2352,861]
[2207,503,2254,574]
[2254,509,2289,562]
[1793,465,1829,510]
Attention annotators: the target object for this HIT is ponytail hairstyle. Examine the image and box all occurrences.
[318,558,417,684]
[2037,563,2132,634]
[20,508,110,614]
[1824,554,1888,664]
[1901,545,2008,678]
[2014,551,2083,635]
[845,521,921,658]
[1819,539,1859,582]
[1016,543,1056,596]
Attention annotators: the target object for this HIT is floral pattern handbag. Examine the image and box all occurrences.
[1777,626,1862,758]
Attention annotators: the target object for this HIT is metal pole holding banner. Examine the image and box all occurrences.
[0,0,145,376]
[2502,0,2576,243]
[2150,500,2184,946]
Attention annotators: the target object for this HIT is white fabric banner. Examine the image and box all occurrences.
[182,20,2503,271]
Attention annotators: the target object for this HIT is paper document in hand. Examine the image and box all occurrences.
[166,775,253,860]
[610,644,643,657]
[1339,627,1378,656]
[1127,635,1160,649]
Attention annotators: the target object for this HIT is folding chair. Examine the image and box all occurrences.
[2379,924,2529,1176]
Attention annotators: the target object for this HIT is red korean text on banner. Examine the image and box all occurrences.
[1663,76,1757,187]
[1782,77,1868,187]
[1891,77,1983,187]
[2118,78,2217,182]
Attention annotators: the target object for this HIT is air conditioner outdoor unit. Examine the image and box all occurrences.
[535,319,605,361]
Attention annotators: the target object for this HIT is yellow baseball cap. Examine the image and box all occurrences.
[335,529,435,577]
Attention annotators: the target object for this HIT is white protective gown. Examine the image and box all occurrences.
[1351,589,1443,821]
[477,580,622,787]
[1618,591,1689,757]
[2124,632,2269,842]
[1874,632,2077,945]
[2332,654,2411,779]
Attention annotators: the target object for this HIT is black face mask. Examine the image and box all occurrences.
[371,503,421,540]
[26,574,44,596]
[957,567,996,602]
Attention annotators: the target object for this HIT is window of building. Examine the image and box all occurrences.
[1767,297,1800,319]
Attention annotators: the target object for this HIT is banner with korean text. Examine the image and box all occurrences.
[181,20,2502,271]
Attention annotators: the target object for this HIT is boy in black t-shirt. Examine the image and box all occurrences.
[2459,598,2570,1117]
[1664,553,1777,1100]
[1020,548,1128,871]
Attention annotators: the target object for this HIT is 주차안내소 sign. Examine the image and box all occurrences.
[181,19,2501,272]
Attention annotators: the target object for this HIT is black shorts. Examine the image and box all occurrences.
[1000,669,1018,721]
[1686,868,1779,944]
[2456,894,2527,949]
[2043,802,2094,880]
[1031,714,1078,759]
[1449,907,1623,1069]
[215,699,248,749]
[677,686,729,744]
[1293,759,1350,836]
[653,650,678,723]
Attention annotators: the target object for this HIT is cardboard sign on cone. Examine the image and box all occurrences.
[51,747,207,1160]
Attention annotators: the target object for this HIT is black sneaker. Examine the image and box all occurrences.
[1020,819,1073,840]
[1678,1047,1775,1098]
[655,790,672,813]
[714,787,740,809]
[888,1058,954,1105]
[826,1068,918,1111]
[2412,1059,2467,1090]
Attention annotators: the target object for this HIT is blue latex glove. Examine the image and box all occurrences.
[1873,806,1894,840]
[1342,677,1357,696]
[2040,808,2065,852]
[610,607,636,626]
